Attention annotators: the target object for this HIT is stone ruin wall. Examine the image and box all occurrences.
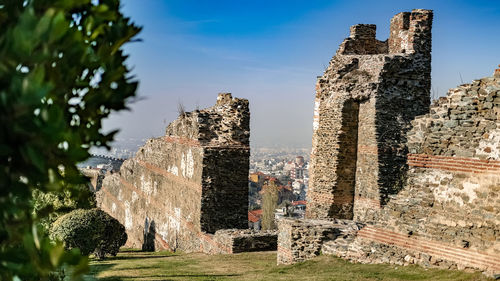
[279,9,500,275]
[97,93,265,253]
[307,9,433,221]
[277,218,361,265]
[349,75,500,274]
[92,7,498,275]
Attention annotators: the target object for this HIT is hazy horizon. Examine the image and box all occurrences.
[101,0,500,149]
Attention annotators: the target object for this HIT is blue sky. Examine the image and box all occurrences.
[105,0,500,148]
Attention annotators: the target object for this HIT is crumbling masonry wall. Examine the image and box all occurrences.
[97,93,251,252]
[347,75,500,274]
[277,218,361,265]
[307,9,433,220]
[280,9,499,275]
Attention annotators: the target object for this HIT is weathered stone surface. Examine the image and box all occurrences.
[292,9,499,276]
[81,168,105,191]
[203,229,278,254]
[277,218,361,265]
[408,77,500,160]
[305,74,500,275]
[96,93,251,253]
[307,9,433,221]
[352,75,500,275]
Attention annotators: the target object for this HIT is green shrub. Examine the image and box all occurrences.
[33,185,97,231]
[51,208,127,259]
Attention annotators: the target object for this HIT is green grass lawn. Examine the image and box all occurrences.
[84,249,492,281]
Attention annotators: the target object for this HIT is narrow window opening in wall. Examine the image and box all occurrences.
[330,99,360,219]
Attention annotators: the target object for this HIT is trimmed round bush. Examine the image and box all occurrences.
[50,208,127,259]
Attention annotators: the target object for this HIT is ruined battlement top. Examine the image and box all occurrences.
[349,24,376,40]
[216,92,236,105]
[165,93,250,146]
[338,9,432,56]
[318,9,433,92]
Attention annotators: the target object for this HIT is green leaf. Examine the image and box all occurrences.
[49,11,68,43]
[49,244,65,266]
[35,9,53,39]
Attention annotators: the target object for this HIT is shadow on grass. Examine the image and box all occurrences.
[89,273,240,281]
[88,263,116,273]
[85,263,118,281]
[118,248,143,253]
[103,254,174,261]
[142,274,240,278]
[94,277,126,281]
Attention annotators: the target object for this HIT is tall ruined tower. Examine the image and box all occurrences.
[306,10,433,220]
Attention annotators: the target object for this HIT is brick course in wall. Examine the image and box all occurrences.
[354,226,500,272]
[97,93,255,253]
[407,154,500,174]
[350,74,500,275]
[284,74,500,275]
[307,9,433,221]
[279,9,499,276]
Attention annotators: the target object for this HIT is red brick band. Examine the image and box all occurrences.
[154,233,172,250]
[101,177,231,253]
[408,154,500,174]
[277,245,295,263]
[354,196,381,209]
[117,177,199,231]
[136,159,202,193]
[199,233,232,254]
[99,187,172,251]
[358,225,500,271]
[165,136,201,147]
[164,136,249,149]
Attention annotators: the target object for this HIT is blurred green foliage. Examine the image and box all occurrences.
[33,185,96,232]
[0,0,141,280]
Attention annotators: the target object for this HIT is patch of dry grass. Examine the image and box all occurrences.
[84,249,493,281]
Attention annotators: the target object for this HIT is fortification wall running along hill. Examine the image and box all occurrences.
[97,93,277,254]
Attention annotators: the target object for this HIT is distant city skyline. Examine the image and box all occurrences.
[102,0,500,149]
